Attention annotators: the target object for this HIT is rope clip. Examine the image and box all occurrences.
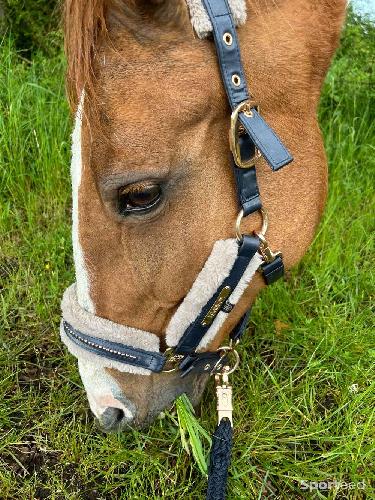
[212,345,240,427]
[215,366,233,426]
[257,232,282,264]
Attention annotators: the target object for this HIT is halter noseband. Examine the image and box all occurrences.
[61,0,292,379]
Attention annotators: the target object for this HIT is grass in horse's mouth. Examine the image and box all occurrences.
[0,12,374,499]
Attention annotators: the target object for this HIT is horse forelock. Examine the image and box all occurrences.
[64,0,189,112]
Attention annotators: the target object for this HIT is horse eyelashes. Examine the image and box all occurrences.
[118,182,162,215]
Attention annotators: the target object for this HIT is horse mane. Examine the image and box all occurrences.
[63,0,188,112]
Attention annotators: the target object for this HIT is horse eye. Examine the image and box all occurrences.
[118,182,162,215]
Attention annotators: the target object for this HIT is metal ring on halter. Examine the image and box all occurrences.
[211,346,240,375]
[229,100,261,168]
[235,207,268,243]
[162,347,184,373]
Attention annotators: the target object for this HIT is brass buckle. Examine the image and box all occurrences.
[229,100,261,168]
[162,348,184,373]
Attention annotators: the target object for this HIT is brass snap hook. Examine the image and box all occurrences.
[256,232,282,263]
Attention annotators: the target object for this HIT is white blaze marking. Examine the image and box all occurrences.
[71,94,95,313]
[78,360,134,420]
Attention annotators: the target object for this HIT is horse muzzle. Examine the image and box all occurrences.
[78,359,209,430]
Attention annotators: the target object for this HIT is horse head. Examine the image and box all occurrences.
[61,0,346,430]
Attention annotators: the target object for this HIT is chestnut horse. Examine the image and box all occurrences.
[61,0,346,430]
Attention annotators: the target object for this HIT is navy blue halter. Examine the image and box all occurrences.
[62,0,292,376]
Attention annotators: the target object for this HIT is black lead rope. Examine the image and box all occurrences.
[206,418,233,500]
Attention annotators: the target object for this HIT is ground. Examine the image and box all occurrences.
[0,11,374,500]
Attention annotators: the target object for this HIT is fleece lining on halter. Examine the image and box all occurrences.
[60,240,262,375]
[166,240,262,349]
[61,285,160,375]
[186,0,247,38]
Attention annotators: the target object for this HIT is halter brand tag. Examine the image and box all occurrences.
[201,286,232,327]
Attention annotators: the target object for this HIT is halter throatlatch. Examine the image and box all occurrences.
[60,0,293,496]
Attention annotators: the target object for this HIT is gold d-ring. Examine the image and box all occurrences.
[229,99,261,168]
[235,207,268,243]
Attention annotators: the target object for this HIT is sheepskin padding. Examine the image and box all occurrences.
[186,0,247,38]
[60,284,160,375]
[196,251,262,350]
[165,239,239,347]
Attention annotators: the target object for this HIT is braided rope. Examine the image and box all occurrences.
[206,418,233,500]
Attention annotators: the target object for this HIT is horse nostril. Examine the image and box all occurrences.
[101,407,125,429]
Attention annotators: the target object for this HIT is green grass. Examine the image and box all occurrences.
[0,13,374,500]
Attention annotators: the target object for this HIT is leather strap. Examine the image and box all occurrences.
[175,235,260,355]
[202,0,248,107]
[202,0,286,286]
[179,308,252,378]
[262,255,284,285]
[233,161,261,216]
[229,308,252,343]
[63,321,166,372]
[179,351,224,378]
[201,0,293,172]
